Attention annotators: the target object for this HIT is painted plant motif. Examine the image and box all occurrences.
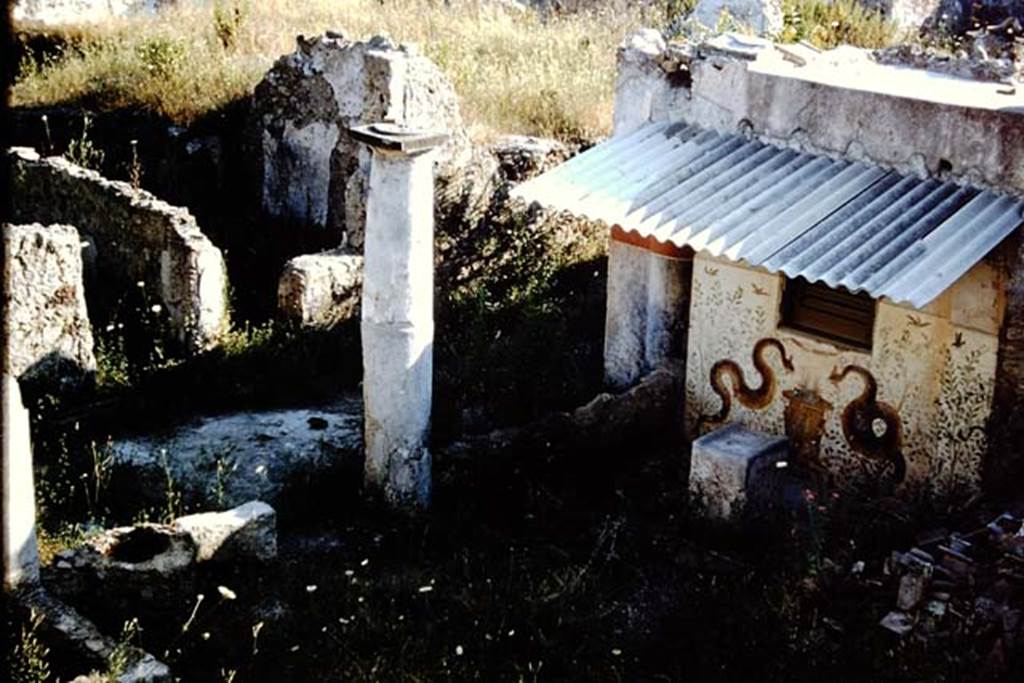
[699,338,794,429]
[829,364,906,483]
[931,341,994,495]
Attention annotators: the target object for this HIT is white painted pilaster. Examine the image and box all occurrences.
[604,239,650,390]
[2,375,40,592]
[644,251,692,371]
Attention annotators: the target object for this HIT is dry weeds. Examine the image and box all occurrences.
[13,0,651,139]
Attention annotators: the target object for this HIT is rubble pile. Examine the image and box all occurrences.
[880,511,1024,672]
[874,14,1024,84]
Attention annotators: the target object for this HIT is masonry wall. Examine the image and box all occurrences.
[684,253,1006,496]
[615,32,1024,194]
[9,148,228,353]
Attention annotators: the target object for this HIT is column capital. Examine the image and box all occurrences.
[349,123,448,155]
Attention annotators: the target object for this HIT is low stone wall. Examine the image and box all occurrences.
[9,147,228,353]
[438,364,685,466]
[12,0,174,25]
[4,223,97,394]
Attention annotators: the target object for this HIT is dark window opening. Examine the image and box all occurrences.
[780,277,876,350]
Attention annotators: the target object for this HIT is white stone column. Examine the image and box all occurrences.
[2,375,40,592]
[350,123,447,510]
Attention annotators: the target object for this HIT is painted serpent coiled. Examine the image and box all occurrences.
[700,338,794,427]
[829,364,906,483]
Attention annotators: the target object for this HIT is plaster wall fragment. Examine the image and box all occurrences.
[4,223,96,394]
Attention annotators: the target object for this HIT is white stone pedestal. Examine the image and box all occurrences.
[351,123,447,510]
[689,423,788,521]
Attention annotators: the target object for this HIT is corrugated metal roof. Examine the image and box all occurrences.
[511,122,1024,309]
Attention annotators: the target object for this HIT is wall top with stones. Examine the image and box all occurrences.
[615,30,1024,197]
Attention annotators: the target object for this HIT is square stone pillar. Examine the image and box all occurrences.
[2,375,40,591]
[350,123,447,510]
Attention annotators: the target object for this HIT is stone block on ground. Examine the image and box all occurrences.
[4,223,96,394]
[45,524,198,629]
[174,500,277,563]
[277,249,363,328]
[875,0,966,32]
[20,589,170,683]
[688,423,788,521]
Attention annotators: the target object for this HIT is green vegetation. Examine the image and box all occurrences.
[778,0,899,49]
[11,0,908,139]
[10,610,51,683]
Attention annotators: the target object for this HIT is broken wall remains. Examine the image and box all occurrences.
[615,32,1024,194]
[252,33,470,248]
[4,223,97,394]
[9,147,229,353]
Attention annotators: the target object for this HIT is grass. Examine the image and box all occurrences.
[18,433,1013,681]
[12,0,652,140]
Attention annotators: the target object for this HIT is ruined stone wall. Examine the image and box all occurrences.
[4,223,97,394]
[252,33,470,248]
[685,254,1006,497]
[9,148,228,353]
[989,233,1024,495]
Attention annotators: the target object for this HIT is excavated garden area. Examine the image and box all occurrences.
[5,2,1024,682]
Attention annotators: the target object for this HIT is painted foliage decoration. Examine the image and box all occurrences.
[931,338,994,494]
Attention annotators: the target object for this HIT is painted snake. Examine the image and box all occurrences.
[829,364,906,483]
[701,338,794,426]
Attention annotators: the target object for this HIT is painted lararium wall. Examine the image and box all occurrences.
[607,31,1024,496]
[684,253,1007,495]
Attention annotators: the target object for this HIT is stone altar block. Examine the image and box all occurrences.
[689,423,789,521]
